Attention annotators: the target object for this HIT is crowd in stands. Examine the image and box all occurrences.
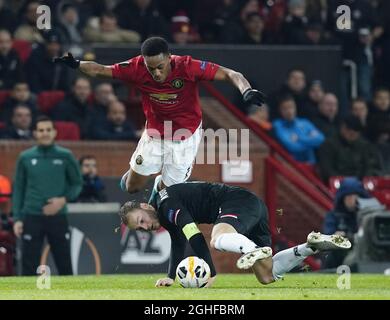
[247,66,390,185]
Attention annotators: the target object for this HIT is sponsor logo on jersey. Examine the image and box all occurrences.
[171,78,184,89]
[135,155,143,165]
[149,93,178,104]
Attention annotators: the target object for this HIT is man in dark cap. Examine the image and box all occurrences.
[318,114,382,183]
[24,30,70,93]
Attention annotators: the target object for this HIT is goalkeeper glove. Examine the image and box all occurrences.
[242,88,266,107]
[53,52,80,69]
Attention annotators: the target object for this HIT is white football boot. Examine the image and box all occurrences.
[236,246,273,270]
[307,231,352,251]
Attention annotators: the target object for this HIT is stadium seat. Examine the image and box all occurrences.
[54,121,81,141]
[12,39,32,63]
[0,90,10,107]
[37,91,65,114]
[0,122,5,130]
[363,177,390,208]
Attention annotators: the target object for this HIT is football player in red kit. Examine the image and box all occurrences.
[54,37,265,198]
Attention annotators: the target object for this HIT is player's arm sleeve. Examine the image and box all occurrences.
[64,153,83,202]
[166,227,187,279]
[11,156,26,221]
[187,57,220,81]
[110,59,136,83]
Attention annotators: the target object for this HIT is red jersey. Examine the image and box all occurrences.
[111,55,219,139]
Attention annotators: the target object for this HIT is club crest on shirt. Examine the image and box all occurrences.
[171,78,184,89]
[135,155,143,165]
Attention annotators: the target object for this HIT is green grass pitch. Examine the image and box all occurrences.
[1,274,390,300]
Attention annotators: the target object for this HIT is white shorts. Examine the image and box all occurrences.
[130,123,202,186]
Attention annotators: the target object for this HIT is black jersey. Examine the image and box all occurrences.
[150,182,264,279]
[151,181,255,225]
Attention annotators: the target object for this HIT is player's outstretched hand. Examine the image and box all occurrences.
[155,278,174,287]
[242,88,266,107]
[53,52,80,69]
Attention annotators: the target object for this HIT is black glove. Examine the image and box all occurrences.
[53,52,80,69]
[242,88,266,107]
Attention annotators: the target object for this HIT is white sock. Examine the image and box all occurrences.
[214,233,259,254]
[272,243,315,280]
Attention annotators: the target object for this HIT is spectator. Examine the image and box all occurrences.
[311,93,340,139]
[76,155,106,203]
[351,97,369,135]
[272,95,324,164]
[91,100,137,141]
[373,128,390,176]
[14,1,45,43]
[83,11,141,43]
[170,10,201,45]
[247,104,272,133]
[258,0,287,43]
[114,0,170,41]
[0,105,33,140]
[322,177,370,269]
[24,30,70,93]
[12,116,82,275]
[89,83,117,125]
[0,29,24,90]
[301,22,336,45]
[0,0,17,32]
[318,114,382,183]
[50,77,92,139]
[0,82,38,123]
[270,68,307,119]
[366,87,390,142]
[57,3,83,53]
[240,12,267,45]
[302,80,325,119]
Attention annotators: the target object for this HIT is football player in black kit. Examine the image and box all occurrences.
[119,182,351,287]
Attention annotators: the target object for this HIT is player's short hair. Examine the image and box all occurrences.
[33,115,54,130]
[141,37,169,57]
[119,201,141,226]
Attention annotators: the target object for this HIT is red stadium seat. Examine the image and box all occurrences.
[0,122,5,130]
[363,177,390,208]
[0,90,10,107]
[12,39,32,63]
[37,91,65,114]
[54,121,80,141]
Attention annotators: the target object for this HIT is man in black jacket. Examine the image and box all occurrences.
[0,29,24,90]
[119,181,351,287]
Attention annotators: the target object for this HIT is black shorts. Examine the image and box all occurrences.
[214,189,271,247]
